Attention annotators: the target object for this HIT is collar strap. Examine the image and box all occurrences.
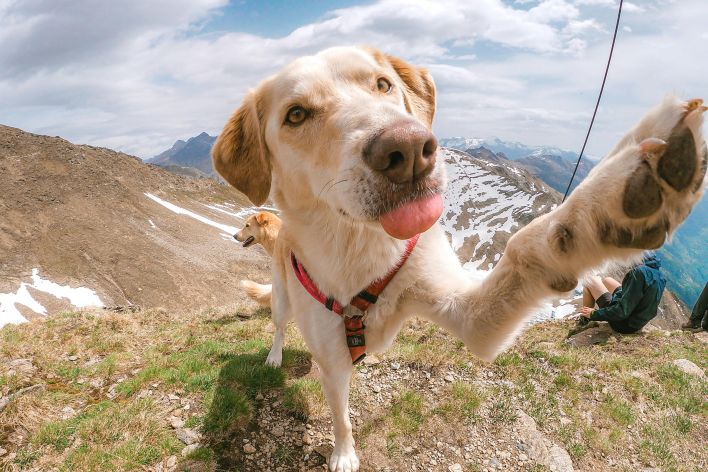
[290,234,419,364]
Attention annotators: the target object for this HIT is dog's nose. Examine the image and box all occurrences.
[363,122,437,184]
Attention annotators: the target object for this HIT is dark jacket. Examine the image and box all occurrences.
[590,253,667,333]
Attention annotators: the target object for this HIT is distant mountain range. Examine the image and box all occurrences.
[149,132,217,178]
[439,136,581,162]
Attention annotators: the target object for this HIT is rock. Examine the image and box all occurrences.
[302,431,312,445]
[362,355,380,365]
[565,325,613,347]
[169,416,185,429]
[68,355,78,361]
[181,444,199,457]
[391,362,401,370]
[168,393,180,401]
[90,378,104,389]
[515,411,574,471]
[272,425,284,437]
[548,444,574,472]
[7,358,36,375]
[694,331,708,344]
[60,406,76,419]
[0,447,6,456]
[372,385,381,393]
[256,392,264,401]
[444,374,455,383]
[244,443,257,454]
[175,428,200,445]
[449,464,463,472]
[166,455,177,469]
[519,453,528,461]
[673,359,704,378]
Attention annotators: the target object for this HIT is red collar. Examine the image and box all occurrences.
[290,234,419,364]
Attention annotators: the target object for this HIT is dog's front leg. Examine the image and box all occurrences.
[320,361,358,472]
[293,305,359,472]
[409,95,705,361]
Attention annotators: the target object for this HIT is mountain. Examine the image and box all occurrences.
[440,148,560,268]
[0,125,270,327]
[149,132,217,177]
[442,138,596,194]
[440,136,580,161]
[659,196,708,308]
[516,153,595,194]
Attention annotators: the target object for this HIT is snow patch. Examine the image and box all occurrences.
[0,269,104,328]
[145,193,239,234]
[441,149,540,260]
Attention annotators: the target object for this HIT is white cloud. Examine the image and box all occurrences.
[0,0,705,159]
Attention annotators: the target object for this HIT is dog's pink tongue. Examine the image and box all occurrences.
[379,194,443,240]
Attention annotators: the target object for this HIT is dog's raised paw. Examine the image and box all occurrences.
[612,97,706,245]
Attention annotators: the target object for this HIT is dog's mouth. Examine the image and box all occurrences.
[378,193,443,240]
[241,236,255,248]
[366,178,444,240]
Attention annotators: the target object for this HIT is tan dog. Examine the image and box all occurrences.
[234,211,281,255]
[213,46,706,471]
[235,211,282,306]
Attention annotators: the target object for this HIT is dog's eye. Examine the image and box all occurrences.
[285,106,308,125]
[377,77,392,94]
[245,224,250,228]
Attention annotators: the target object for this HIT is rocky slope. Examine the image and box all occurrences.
[440,148,560,269]
[0,125,269,326]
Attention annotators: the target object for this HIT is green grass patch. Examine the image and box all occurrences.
[602,396,635,426]
[488,396,518,426]
[656,363,707,414]
[203,350,285,435]
[283,378,323,420]
[434,382,485,420]
[389,390,424,435]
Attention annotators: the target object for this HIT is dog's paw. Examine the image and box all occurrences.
[329,446,360,472]
[573,96,706,252]
[265,348,282,367]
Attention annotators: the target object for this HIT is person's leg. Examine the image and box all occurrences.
[586,276,610,301]
[582,286,596,308]
[602,277,622,294]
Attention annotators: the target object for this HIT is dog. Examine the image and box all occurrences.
[212,46,706,471]
[235,211,282,306]
[234,211,282,255]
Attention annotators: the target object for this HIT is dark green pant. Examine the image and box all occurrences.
[689,282,708,329]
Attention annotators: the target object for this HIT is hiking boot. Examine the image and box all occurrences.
[681,321,703,332]
[567,319,597,337]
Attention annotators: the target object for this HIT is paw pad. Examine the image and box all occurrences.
[658,124,697,191]
[623,162,663,218]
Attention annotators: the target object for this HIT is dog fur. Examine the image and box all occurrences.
[213,46,706,471]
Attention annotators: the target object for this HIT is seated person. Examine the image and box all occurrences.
[578,252,667,334]
[682,282,708,332]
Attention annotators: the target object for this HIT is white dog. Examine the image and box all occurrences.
[212,46,706,471]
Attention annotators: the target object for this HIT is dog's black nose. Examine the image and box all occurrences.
[363,122,437,184]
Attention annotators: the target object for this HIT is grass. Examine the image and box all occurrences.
[1,308,706,471]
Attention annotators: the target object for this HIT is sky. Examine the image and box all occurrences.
[0,0,706,159]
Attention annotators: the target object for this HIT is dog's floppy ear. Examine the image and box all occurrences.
[367,48,436,129]
[255,212,269,226]
[212,90,271,205]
